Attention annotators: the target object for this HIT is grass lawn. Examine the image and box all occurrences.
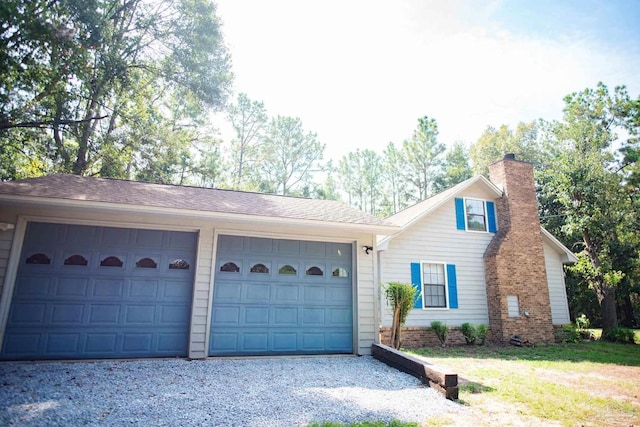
[407,334,640,426]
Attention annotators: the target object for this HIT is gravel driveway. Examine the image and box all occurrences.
[0,355,460,426]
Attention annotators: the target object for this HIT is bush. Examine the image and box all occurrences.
[602,327,636,344]
[383,282,418,349]
[460,323,476,345]
[460,323,488,346]
[557,324,581,343]
[476,324,488,345]
[430,321,449,346]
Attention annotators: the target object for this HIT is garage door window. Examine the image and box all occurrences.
[64,254,88,266]
[220,262,240,272]
[169,259,190,270]
[332,267,349,278]
[100,256,123,267]
[26,253,51,265]
[250,263,269,273]
[279,264,297,275]
[306,266,323,276]
[135,257,157,269]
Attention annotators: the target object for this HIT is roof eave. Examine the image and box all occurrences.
[378,175,503,246]
[0,195,400,235]
[540,227,578,264]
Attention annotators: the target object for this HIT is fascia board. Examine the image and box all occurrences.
[378,175,503,247]
[540,227,579,263]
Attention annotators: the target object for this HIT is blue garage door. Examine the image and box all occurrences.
[210,236,353,355]
[1,222,197,360]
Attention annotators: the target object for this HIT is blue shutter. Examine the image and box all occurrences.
[486,201,497,233]
[410,262,422,309]
[455,198,466,230]
[446,264,458,309]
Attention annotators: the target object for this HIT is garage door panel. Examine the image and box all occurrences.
[275,284,299,302]
[130,280,159,298]
[273,332,297,351]
[210,237,353,356]
[245,282,270,302]
[86,333,117,352]
[57,278,89,297]
[15,276,51,296]
[46,333,80,353]
[10,302,47,323]
[125,305,155,323]
[89,304,120,324]
[1,222,197,360]
[245,306,269,324]
[51,304,84,324]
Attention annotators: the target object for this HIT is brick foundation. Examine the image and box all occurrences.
[484,155,555,343]
[379,326,470,348]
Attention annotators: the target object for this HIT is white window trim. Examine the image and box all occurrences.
[419,261,451,310]
[463,197,490,233]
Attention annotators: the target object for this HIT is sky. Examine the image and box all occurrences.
[213,0,640,163]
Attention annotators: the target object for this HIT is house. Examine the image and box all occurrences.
[0,175,397,360]
[377,154,577,346]
[0,154,576,361]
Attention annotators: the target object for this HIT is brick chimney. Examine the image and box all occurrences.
[484,154,555,343]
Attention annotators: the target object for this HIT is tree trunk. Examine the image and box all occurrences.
[600,286,619,336]
[390,305,402,349]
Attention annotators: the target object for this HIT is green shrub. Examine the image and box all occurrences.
[557,324,581,343]
[461,322,476,345]
[602,327,636,344]
[430,321,449,346]
[575,314,590,331]
[383,282,418,349]
[460,323,488,345]
[476,323,488,345]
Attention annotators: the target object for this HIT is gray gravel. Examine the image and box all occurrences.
[0,356,461,426]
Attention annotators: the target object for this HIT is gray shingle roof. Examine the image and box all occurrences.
[0,175,395,228]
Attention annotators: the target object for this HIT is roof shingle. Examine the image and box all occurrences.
[0,175,394,227]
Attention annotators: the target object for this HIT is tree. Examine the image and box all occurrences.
[541,83,640,335]
[257,116,325,196]
[470,121,550,176]
[226,93,268,190]
[381,142,409,215]
[383,282,417,349]
[0,0,232,179]
[401,116,446,201]
[433,141,473,193]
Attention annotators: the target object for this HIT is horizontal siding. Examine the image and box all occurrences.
[543,241,571,325]
[189,227,214,358]
[381,184,497,327]
[0,228,14,303]
[357,235,375,355]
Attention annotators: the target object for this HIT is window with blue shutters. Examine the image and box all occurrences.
[455,197,497,232]
[410,262,458,309]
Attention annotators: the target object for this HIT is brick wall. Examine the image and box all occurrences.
[379,326,468,348]
[484,154,555,343]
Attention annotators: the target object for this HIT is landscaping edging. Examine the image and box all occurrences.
[371,343,458,400]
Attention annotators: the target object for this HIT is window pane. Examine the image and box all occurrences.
[423,263,444,285]
[424,284,446,308]
[467,215,486,231]
[466,199,484,215]
[466,199,487,231]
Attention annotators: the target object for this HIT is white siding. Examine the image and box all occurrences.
[543,240,571,325]
[380,183,496,327]
[0,227,14,299]
[356,235,375,355]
